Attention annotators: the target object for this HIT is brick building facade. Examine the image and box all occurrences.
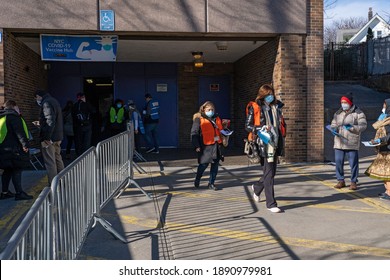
[0,0,324,162]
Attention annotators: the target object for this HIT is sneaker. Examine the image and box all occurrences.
[334,180,346,189]
[267,207,282,213]
[0,191,15,200]
[208,183,219,191]
[380,193,390,201]
[251,185,260,202]
[15,191,33,201]
[378,192,386,198]
[146,148,155,153]
[349,182,358,190]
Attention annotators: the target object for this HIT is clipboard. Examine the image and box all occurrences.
[326,125,347,139]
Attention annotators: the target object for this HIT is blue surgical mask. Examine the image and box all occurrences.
[341,103,350,111]
[205,110,214,118]
[264,95,274,104]
[117,103,122,108]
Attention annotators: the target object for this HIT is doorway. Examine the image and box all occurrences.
[83,77,113,144]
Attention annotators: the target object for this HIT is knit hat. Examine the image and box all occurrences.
[35,89,48,97]
[341,93,353,106]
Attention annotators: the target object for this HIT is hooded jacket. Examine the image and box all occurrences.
[39,93,63,142]
[191,112,223,164]
[331,104,367,150]
[372,98,390,152]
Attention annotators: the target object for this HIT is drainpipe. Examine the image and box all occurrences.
[205,0,209,33]
[97,0,100,30]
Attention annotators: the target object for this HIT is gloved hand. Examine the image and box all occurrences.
[378,113,387,121]
[343,124,353,130]
[370,138,381,145]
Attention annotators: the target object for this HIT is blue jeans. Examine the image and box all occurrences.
[195,160,219,184]
[144,123,159,151]
[335,149,359,183]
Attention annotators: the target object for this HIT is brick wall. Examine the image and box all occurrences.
[306,0,324,161]
[3,31,48,144]
[233,39,279,150]
[177,63,234,148]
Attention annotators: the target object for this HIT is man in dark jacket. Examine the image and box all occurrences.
[72,92,95,156]
[34,89,64,184]
[0,100,33,200]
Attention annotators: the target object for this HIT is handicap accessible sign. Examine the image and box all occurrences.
[40,34,118,61]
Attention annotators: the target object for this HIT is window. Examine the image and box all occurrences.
[377,30,382,38]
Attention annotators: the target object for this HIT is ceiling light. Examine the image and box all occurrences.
[192,51,204,68]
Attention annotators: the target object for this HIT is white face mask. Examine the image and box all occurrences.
[383,108,386,114]
[341,103,350,111]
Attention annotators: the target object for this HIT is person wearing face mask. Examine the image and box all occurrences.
[34,89,65,185]
[330,93,367,190]
[142,93,160,154]
[102,99,128,138]
[191,101,225,191]
[245,84,285,213]
[365,99,390,200]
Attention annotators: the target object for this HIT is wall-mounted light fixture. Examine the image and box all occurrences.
[216,41,228,51]
[192,51,204,68]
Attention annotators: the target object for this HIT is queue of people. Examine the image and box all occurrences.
[1,85,390,209]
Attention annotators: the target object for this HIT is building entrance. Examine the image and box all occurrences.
[83,77,113,144]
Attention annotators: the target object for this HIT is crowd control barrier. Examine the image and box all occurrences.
[0,128,151,260]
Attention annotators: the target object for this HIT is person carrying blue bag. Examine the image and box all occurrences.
[245,84,286,213]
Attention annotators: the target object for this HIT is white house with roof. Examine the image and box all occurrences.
[347,13,390,44]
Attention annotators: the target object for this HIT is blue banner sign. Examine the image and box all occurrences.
[40,34,118,61]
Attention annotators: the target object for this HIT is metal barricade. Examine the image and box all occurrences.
[51,147,97,259]
[0,188,53,260]
[0,127,150,259]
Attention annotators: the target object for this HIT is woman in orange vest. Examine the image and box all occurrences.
[191,101,224,190]
[245,84,285,213]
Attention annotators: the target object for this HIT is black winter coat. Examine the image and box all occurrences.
[191,113,223,164]
[39,93,63,142]
[0,109,29,168]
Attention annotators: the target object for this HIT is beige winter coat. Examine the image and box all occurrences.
[330,105,367,150]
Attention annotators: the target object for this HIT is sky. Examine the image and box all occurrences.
[324,0,390,26]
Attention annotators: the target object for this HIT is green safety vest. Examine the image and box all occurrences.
[0,115,29,144]
[109,107,125,124]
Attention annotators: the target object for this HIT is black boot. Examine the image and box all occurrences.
[15,191,33,201]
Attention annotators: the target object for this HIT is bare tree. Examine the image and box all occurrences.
[324,16,367,45]
[324,0,337,19]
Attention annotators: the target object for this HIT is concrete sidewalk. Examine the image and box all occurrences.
[78,153,390,260]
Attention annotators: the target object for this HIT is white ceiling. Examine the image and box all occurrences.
[18,37,266,63]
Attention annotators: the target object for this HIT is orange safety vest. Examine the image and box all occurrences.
[200,117,223,145]
[246,101,261,141]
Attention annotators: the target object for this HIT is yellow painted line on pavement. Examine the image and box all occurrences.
[286,165,390,214]
[0,176,47,239]
[162,191,390,215]
[119,215,390,258]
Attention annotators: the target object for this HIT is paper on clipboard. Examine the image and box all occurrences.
[362,141,380,147]
[326,125,347,139]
